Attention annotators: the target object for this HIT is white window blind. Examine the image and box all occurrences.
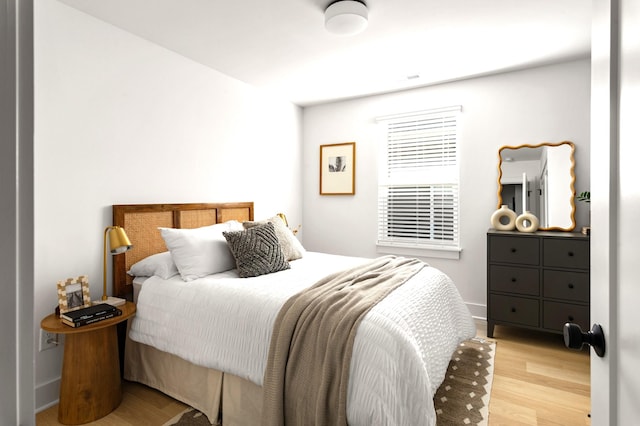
[377,106,460,250]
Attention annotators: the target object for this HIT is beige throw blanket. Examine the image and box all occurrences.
[262,255,425,426]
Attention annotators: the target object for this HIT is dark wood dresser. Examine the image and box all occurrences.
[487,229,590,338]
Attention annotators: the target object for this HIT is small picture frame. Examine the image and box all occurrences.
[320,142,356,195]
[57,275,91,316]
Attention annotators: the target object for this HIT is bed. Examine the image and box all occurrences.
[114,202,476,425]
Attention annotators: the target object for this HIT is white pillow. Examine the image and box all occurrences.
[127,251,179,280]
[160,220,244,281]
[243,215,305,261]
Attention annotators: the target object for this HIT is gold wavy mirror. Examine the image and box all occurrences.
[497,141,576,231]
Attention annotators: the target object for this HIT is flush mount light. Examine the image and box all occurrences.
[324,1,368,36]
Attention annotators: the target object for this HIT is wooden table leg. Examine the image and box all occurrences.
[58,325,122,425]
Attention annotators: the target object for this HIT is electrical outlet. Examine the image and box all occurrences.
[39,329,59,352]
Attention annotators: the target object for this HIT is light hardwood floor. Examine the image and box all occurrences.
[36,322,590,426]
[479,324,591,426]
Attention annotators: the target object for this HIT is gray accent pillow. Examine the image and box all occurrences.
[223,222,290,278]
[243,215,305,261]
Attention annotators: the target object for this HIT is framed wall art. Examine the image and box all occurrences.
[57,275,91,316]
[320,142,356,195]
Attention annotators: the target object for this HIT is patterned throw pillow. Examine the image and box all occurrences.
[243,215,305,261]
[223,222,290,278]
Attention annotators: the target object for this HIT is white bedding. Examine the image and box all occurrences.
[128,252,476,425]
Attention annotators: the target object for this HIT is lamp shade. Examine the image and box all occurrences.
[324,1,368,36]
[108,226,132,254]
[102,226,132,305]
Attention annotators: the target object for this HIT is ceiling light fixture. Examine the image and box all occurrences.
[324,1,368,36]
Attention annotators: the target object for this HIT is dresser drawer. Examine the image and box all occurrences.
[543,238,589,269]
[486,231,590,338]
[543,301,589,332]
[489,265,539,296]
[489,295,539,327]
[543,270,589,303]
[489,236,539,266]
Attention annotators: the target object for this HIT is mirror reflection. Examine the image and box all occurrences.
[497,141,576,231]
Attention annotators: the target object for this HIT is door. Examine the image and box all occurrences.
[590,0,640,423]
[615,0,640,421]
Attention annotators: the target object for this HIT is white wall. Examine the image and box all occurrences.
[34,0,302,410]
[302,59,591,318]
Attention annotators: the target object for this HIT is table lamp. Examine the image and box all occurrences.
[101,226,132,306]
[277,212,300,235]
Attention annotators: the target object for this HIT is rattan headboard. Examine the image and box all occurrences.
[112,202,254,298]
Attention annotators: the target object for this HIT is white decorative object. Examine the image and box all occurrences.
[515,211,540,233]
[491,205,517,230]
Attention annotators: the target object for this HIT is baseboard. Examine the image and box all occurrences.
[35,377,60,413]
[465,301,486,321]
[473,318,488,337]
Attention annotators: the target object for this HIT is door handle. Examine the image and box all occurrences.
[563,323,606,357]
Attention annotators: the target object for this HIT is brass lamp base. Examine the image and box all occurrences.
[95,296,126,307]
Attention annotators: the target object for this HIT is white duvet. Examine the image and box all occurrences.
[129,252,476,426]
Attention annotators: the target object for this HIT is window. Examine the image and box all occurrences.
[376,106,461,254]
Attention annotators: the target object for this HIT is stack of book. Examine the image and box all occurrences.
[61,303,122,328]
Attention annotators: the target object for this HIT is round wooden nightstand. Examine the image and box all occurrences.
[41,301,136,425]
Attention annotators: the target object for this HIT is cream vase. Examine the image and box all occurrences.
[515,211,540,233]
[491,205,517,231]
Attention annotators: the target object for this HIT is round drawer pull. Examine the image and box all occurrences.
[568,251,575,257]
[568,315,574,321]
[511,307,517,313]
[568,283,574,289]
[511,277,517,282]
[511,248,517,253]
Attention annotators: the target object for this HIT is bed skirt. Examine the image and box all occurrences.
[124,337,264,425]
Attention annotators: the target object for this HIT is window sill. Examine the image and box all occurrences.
[376,243,461,260]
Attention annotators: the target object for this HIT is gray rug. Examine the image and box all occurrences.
[164,338,496,426]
